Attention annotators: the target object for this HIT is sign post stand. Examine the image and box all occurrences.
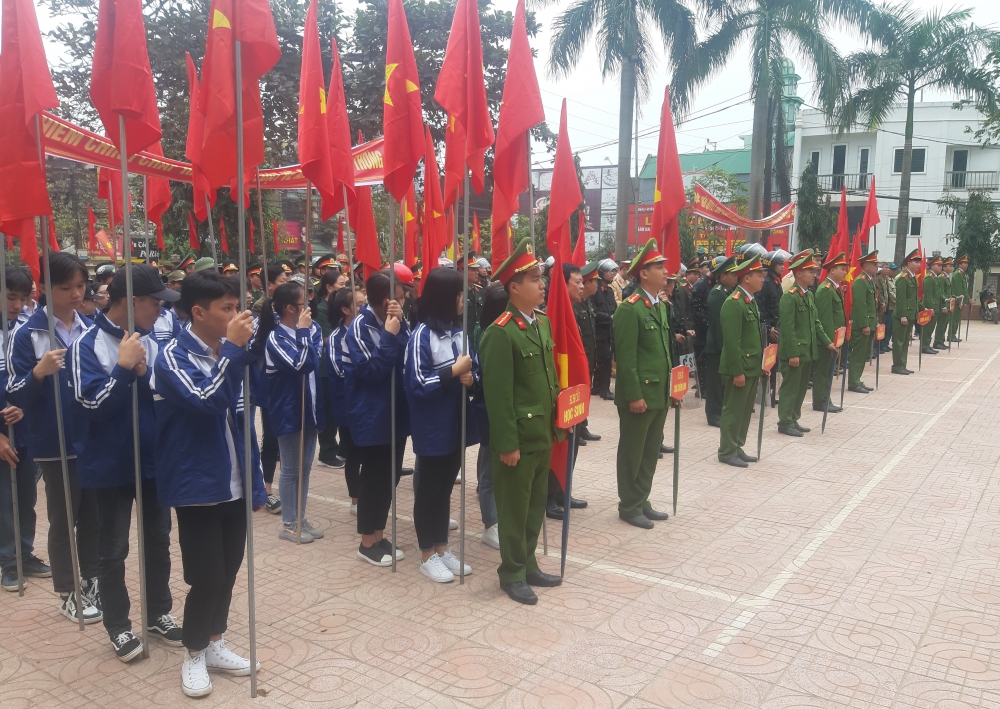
[917,309,933,372]
[758,344,778,459]
[556,385,590,579]
[875,323,885,389]
[669,366,689,515]
[822,327,846,434]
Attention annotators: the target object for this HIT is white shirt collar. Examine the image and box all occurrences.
[641,288,660,305]
[518,308,535,325]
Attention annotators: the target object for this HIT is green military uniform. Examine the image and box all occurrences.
[892,258,919,373]
[702,256,734,427]
[573,299,597,375]
[919,269,940,351]
[778,253,830,431]
[813,277,846,409]
[613,239,672,521]
[848,264,877,389]
[950,260,969,341]
[934,274,952,346]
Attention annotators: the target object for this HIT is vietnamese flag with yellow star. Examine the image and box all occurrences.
[327,37,356,214]
[647,86,685,274]
[420,125,446,290]
[382,0,424,202]
[401,181,418,266]
[298,0,338,220]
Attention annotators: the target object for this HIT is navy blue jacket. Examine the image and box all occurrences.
[152,307,180,346]
[325,323,350,429]
[344,304,409,446]
[69,312,157,488]
[264,321,325,436]
[152,328,266,509]
[0,317,29,447]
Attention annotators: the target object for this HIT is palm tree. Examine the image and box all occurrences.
[670,0,873,243]
[547,0,700,259]
[833,6,997,266]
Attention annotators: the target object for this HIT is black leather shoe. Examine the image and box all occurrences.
[778,425,803,437]
[579,429,601,441]
[568,496,587,509]
[577,438,587,446]
[601,391,615,401]
[891,368,910,375]
[500,581,538,605]
[904,368,914,374]
[526,570,562,587]
[643,508,669,521]
[847,386,869,394]
[794,423,811,433]
[619,513,654,529]
[933,343,947,349]
[545,503,565,521]
[660,443,674,454]
[813,404,842,413]
[707,419,721,428]
[737,451,758,463]
[719,456,748,468]
[922,348,938,355]
[400,467,414,476]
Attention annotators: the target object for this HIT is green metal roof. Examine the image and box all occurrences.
[639,148,753,179]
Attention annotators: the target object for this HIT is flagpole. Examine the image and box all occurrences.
[297,184,312,545]
[35,116,85,632]
[451,193,459,268]
[142,176,151,265]
[459,172,470,585]
[234,38,258,699]
[343,185,357,295]
[256,169,269,300]
[388,195,398,572]
[205,195,219,265]
[0,229,24,597]
[527,136,536,255]
[118,117,150,660]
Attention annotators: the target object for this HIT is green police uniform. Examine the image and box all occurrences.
[950,262,969,341]
[933,266,952,346]
[613,239,672,520]
[702,256,735,427]
[893,263,919,372]
[919,271,939,351]
[848,269,877,389]
[813,277,846,409]
[778,277,830,429]
[718,272,763,461]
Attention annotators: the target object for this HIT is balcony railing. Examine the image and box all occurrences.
[816,173,871,192]
[944,171,999,191]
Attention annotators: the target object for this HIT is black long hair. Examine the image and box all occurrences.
[416,267,464,332]
[480,280,509,330]
[255,282,305,348]
[327,287,356,331]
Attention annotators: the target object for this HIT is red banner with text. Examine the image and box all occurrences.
[692,184,795,230]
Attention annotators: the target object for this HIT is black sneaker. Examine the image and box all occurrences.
[111,630,144,663]
[265,493,281,515]
[148,614,184,646]
[378,538,405,560]
[83,577,102,611]
[357,542,393,567]
[22,555,51,578]
[60,592,102,624]
[2,568,22,592]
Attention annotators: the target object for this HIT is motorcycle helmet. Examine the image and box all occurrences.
[598,258,618,274]
[735,242,767,263]
[543,256,555,269]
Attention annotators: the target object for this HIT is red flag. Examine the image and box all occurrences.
[725,230,733,257]
[98,167,130,232]
[572,211,586,266]
[648,87,685,274]
[471,212,481,254]
[916,239,926,300]
[0,218,40,282]
[145,142,172,250]
[219,218,229,254]
[490,0,542,272]
[272,217,280,252]
[382,0,424,201]
[185,53,216,221]
[401,182,418,266]
[248,216,256,254]
[821,187,849,283]
[87,205,98,251]
[844,228,863,321]
[0,0,59,224]
[350,185,381,276]
[546,101,582,264]
[89,0,161,155]
[860,176,880,245]
[421,125,446,287]
[188,210,200,250]
[327,38,356,214]
[336,217,345,253]
[298,0,338,221]
[48,220,59,253]
[434,0,494,194]
[443,114,466,211]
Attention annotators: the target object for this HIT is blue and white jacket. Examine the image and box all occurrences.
[152,328,266,509]
[344,304,410,447]
[403,323,480,457]
[6,308,88,461]
[264,321,325,437]
[0,317,29,448]
[69,312,158,488]
[324,323,350,429]
[152,307,180,346]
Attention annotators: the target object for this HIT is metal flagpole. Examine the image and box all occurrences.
[343,186,357,294]
[256,169,269,298]
[0,230,24,596]
[756,377,767,460]
[234,38,258,698]
[838,345,849,409]
[296,185,313,544]
[451,191,459,267]
[527,137,536,254]
[142,176,151,265]
[560,425,576,578]
[875,335,881,389]
[672,403,680,514]
[965,291,971,342]
[205,196,219,266]
[388,196,398,572]
[118,117,150,659]
[35,116,85,631]
[820,350,838,434]
[459,172,470,585]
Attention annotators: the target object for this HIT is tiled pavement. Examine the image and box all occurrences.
[4,323,1000,708]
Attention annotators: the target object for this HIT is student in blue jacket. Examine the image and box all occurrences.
[404,268,478,583]
[326,286,366,514]
[6,252,100,624]
[0,266,49,592]
[258,281,325,544]
[70,265,183,662]
[152,304,181,346]
[151,271,264,698]
[345,269,410,567]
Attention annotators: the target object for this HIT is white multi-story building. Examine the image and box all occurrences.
[791,102,999,260]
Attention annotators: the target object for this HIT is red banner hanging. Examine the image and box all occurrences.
[692,184,795,230]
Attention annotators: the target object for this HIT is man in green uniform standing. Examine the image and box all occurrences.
[460,254,484,329]
[920,255,943,355]
[932,256,952,349]
[892,249,921,374]
[950,255,970,342]
[717,255,765,468]
[848,250,879,393]
[813,252,848,413]
[480,239,562,605]
[703,256,736,427]
[613,239,673,529]
[575,262,601,443]
[777,250,834,436]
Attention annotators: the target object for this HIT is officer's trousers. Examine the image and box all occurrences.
[703,353,723,426]
[848,332,871,388]
[492,447,550,583]
[718,375,759,460]
[812,347,836,409]
[934,309,950,345]
[949,306,963,340]
[892,320,912,370]
[778,359,810,427]
[920,314,936,350]
[616,405,669,517]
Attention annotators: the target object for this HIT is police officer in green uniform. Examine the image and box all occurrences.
[892,249,921,374]
[930,256,951,350]
[612,239,673,529]
[703,255,736,427]
[480,239,563,605]
[920,255,943,354]
[777,250,835,435]
[717,255,765,467]
[848,250,879,392]
[813,251,848,412]
[950,255,970,342]
[575,262,601,442]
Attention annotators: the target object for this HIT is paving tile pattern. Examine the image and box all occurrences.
[3,325,1000,707]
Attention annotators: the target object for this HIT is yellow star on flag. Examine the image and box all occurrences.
[212,9,231,29]
[384,63,398,106]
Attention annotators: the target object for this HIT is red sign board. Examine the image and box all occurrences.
[557,385,590,429]
[846,321,853,341]
[762,344,778,373]
[948,297,955,312]
[833,326,847,348]
[876,323,886,341]
[670,366,690,401]
[917,309,933,326]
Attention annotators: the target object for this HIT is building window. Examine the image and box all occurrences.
[858,148,870,189]
[889,218,898,235]
[910,217,922,236]
[893,148,926,174]
[810,151,820,170]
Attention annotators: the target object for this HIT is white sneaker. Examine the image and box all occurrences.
[449,518,458,530]
[205,637,259,676]
[455,473,462,484]
[439,549,472,576]
[181,649,213,697]
[419,554,455,583]
[482,525,500,550]
[349,503,358,515]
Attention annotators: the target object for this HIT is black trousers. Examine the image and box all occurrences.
[38,459,99,594]
[703,352,723,426]
[413,451,460,551]
[340,426,360,499]
[317,395,339,463]
[593,327,613,396]
[356,441,406,536]
[259,408,279,485]
[175,499,246,652]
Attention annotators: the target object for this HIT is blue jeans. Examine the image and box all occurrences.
[278,429,317,527]
[0,449,39,571]
[477,444,497,528]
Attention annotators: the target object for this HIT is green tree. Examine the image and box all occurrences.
[833,5,997,267]
[794,162,836,253]
[544,0,698,262]
[670,0,873,242]
[944,191,1000,289]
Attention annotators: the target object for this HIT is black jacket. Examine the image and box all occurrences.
[758,274,783,333]
[691,274,714,346]
[591,279,617,330]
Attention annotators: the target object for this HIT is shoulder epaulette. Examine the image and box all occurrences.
[534,308,546,315]
[626,293,641,304]
[824,282,833,289]
[731,291,741,300]
[494,311,512,327]
[789,286,798,294]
